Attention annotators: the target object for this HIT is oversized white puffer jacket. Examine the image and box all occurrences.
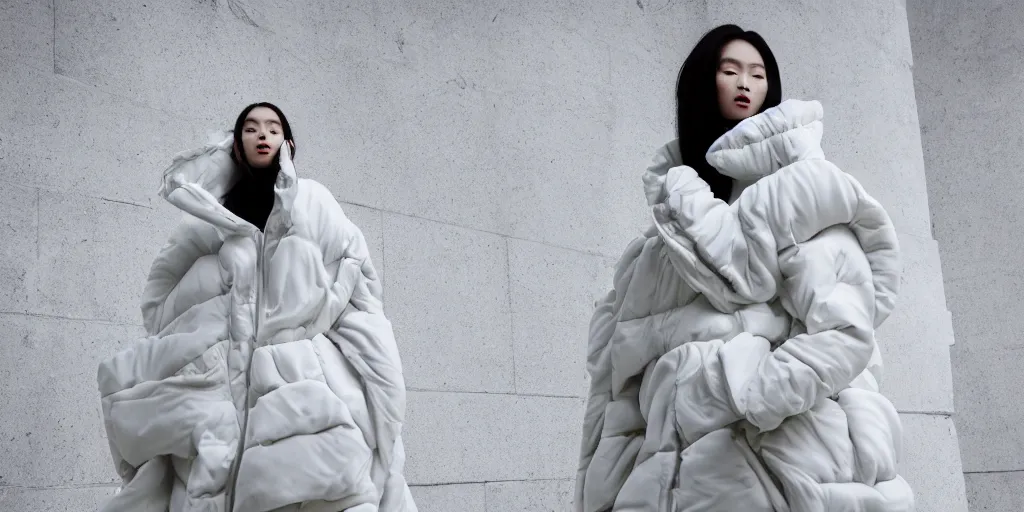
[96,131,417,512]
[575,100,914,511]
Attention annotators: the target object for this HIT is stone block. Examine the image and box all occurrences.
[964,471,1024,512]
[0,314,142,487]
[485,479,574,512]
[403,391,584,484]
[0,486,118,512]
[54,0,284,124]
[508,239,613,397]
[371,37,614,253]
[907,0,1024,60]
[604,2,708,255]
[0,0,53,72]
[410,483,485,512]
[899,413,969,512]
[31,190,173,325]
[0,63,200,205]
[878,336,954,414]
[950,344,1024,472]
[0,185,38,313]
[383,214,514,393]
[914,100,1024,285]
[876,232,955,413]
[305,0,696,256]
[944,267,1024,352]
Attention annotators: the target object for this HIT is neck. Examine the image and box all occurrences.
[241,163,280,183]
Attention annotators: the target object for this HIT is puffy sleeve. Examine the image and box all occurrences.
[736,223,878,431]
[140,216,228,335]
[653,160,900,433]
[95,215,232,511]
[309,183,412,508]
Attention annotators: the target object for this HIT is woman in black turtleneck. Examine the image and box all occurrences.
[222,102,296,231]
[576,24,786,510]
[98,101,418,509]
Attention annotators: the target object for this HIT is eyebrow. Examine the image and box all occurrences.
[719,57,765,70]
[243,118,282,126]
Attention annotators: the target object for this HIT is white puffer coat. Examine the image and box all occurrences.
[96,132,417,512]
[575,100,914,511]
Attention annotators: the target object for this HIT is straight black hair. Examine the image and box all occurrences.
[676,24,782,200]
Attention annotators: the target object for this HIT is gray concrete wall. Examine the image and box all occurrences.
[907,1,1024,509]
[0,1,965,510]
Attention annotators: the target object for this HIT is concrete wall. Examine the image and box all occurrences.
[0,0,965,510]
[908,1,1024,509]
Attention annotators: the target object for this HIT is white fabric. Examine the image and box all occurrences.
[575,100,913,511]
[97,133,417,512]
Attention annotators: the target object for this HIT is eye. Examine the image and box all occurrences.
[754,74,765,79]
[722,70,737,76]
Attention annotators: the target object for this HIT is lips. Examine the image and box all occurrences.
[256,143,271,154]
[734,94,750,105]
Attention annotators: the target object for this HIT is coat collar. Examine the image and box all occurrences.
[157,130,299,236]
[642,99,826,207]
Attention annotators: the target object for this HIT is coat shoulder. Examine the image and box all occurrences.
[295,178,346,216]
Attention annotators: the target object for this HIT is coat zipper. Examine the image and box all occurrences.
[227,229,265,511]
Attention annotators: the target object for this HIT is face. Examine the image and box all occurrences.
[716,39,768,121]
[240,106,286,169]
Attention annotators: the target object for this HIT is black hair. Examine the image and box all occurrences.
[676,24,782,200]
[230,101,297,173]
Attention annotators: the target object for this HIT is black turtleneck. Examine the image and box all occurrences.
[222,165,280,232]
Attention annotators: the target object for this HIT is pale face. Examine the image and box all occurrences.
[716,39,768,121]
[240,106,285,169]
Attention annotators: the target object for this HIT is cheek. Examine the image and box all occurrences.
[752,83,769,106]
[715,75,730,102]
[757,82,769,98]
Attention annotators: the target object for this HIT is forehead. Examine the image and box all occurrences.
[720,39,765,66]
[244,106,281,125]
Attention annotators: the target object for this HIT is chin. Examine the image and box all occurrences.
[728,109,755,121]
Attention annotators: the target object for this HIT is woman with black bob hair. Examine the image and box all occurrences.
[96,102,418,511]
[576,25,914,511]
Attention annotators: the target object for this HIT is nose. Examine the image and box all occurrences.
[737,75,750,92]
